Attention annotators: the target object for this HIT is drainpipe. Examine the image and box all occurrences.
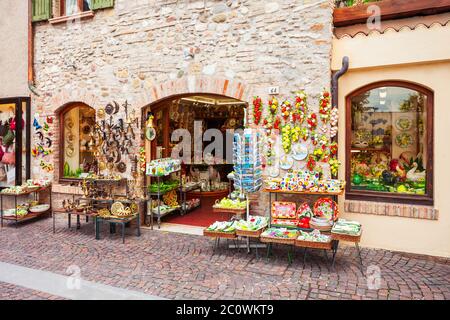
[28,0,40,97]
[331,56,349,108]
[330,56,349,181]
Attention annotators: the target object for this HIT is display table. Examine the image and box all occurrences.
[0,185,52,228]
[95,214,141,244]
[52,208,97,233]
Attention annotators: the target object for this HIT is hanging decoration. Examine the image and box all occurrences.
[330,107,338,138]
[306,154,316,171]
[293,91,308,124]
[280,100,292,122]
[268,97,279,117]
[281,124,293,154]
[307,113,318,130]
[319,91,332,123]
[329,158,340,177]
[40,160,54,172]
[252,96,263,125]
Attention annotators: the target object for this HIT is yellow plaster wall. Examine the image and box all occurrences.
[332,24,450,257]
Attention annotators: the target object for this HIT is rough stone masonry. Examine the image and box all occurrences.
[32,0,334,214]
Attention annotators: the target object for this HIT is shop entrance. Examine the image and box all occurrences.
[143,94,247,230]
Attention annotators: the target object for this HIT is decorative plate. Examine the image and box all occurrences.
[130,202,138,214]
[145,127,156,141]
[395,133,414,148]
[29,204,50,213]
[279,155,294,170]
[268,166,279,178]
[292,142,308,161]
[395,117,413,131]
[271,201,297,219]
[313,198,339,221]
[98,208,111,217]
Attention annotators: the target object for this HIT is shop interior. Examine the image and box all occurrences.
[144,94,247,228]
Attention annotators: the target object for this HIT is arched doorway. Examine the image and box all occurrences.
[142,93,248,229]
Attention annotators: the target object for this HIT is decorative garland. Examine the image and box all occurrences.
[252,96,263,125]
[319,91,332,123]
[306,154,316,171]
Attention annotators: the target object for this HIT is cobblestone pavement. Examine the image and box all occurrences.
[0,217,449,300]
[0,282,64,300]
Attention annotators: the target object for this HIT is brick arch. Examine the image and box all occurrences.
[135,76,253,109]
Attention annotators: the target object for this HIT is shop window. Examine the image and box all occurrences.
[0,98,31,187]
[59,104,96,180]
[346,81,433,205]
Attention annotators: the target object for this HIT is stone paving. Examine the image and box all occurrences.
[0,282,64,300]
[0,217,449,300]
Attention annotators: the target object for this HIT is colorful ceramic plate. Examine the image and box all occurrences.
[279,155,294,170]
[292,142,308,161]
[313,198,339,221]
[396,117,413,131]
[396,133,414,148]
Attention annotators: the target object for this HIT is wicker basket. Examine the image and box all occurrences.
[203,229,237,239]
[295,239,332,250]
[212,207,246,215]
[309,221,333,232]
[235,227,266,238]
[260,236,295,245]
[331,231,361,243]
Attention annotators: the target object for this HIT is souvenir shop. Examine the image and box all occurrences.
[142,94,247,229]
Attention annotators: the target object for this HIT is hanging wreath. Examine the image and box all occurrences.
[252,96,263,125]
[294,90,308,124]
[319,91,331,123]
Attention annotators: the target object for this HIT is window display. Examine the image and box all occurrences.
[61,104,96,179]
[347,83,433,204]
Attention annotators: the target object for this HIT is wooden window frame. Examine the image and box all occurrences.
[345,81,434,206]
[58,103,95,184]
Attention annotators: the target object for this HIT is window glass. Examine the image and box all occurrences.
[62,105,96,179]
[350,86,428,195]
[65,0,78,15]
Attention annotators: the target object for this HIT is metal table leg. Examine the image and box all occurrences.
[95,217,100,240]
[137,215,141,237]
[356,242,364,271]
[68,213,71,229]
[303,247,308,265]
[77,215,81,230]
[287,245,293,265]
[331,240,339,269]
[122,222,126,244]
[52,210,55,234]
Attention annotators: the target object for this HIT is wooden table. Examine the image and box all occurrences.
[95,214,141,244]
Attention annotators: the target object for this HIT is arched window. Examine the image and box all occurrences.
[346,81,433,205]
[59,103,96,180]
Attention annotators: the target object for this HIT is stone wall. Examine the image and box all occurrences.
[32,0,334,214]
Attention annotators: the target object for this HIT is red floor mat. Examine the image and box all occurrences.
[163,197,234,227]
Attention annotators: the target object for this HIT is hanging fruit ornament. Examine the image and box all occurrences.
[306,154,317,171]
[313,147,325,162]
[307,113,318,130]
[300,127,309,141]
[252,96,263,125]
[281,100,292,122]
[330,107,339,138]
[318,135,329,148]
[268,97,279,117]
[281,124,293,154]
[294,90,308,124]
[263,118,272,131]
[266,139,274,166]
[291,126,301,143]
[329,142,338,156]
[310,131,319,145]
[329,157,340,177]
[319,90,332,123]
[273,117,281,131]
